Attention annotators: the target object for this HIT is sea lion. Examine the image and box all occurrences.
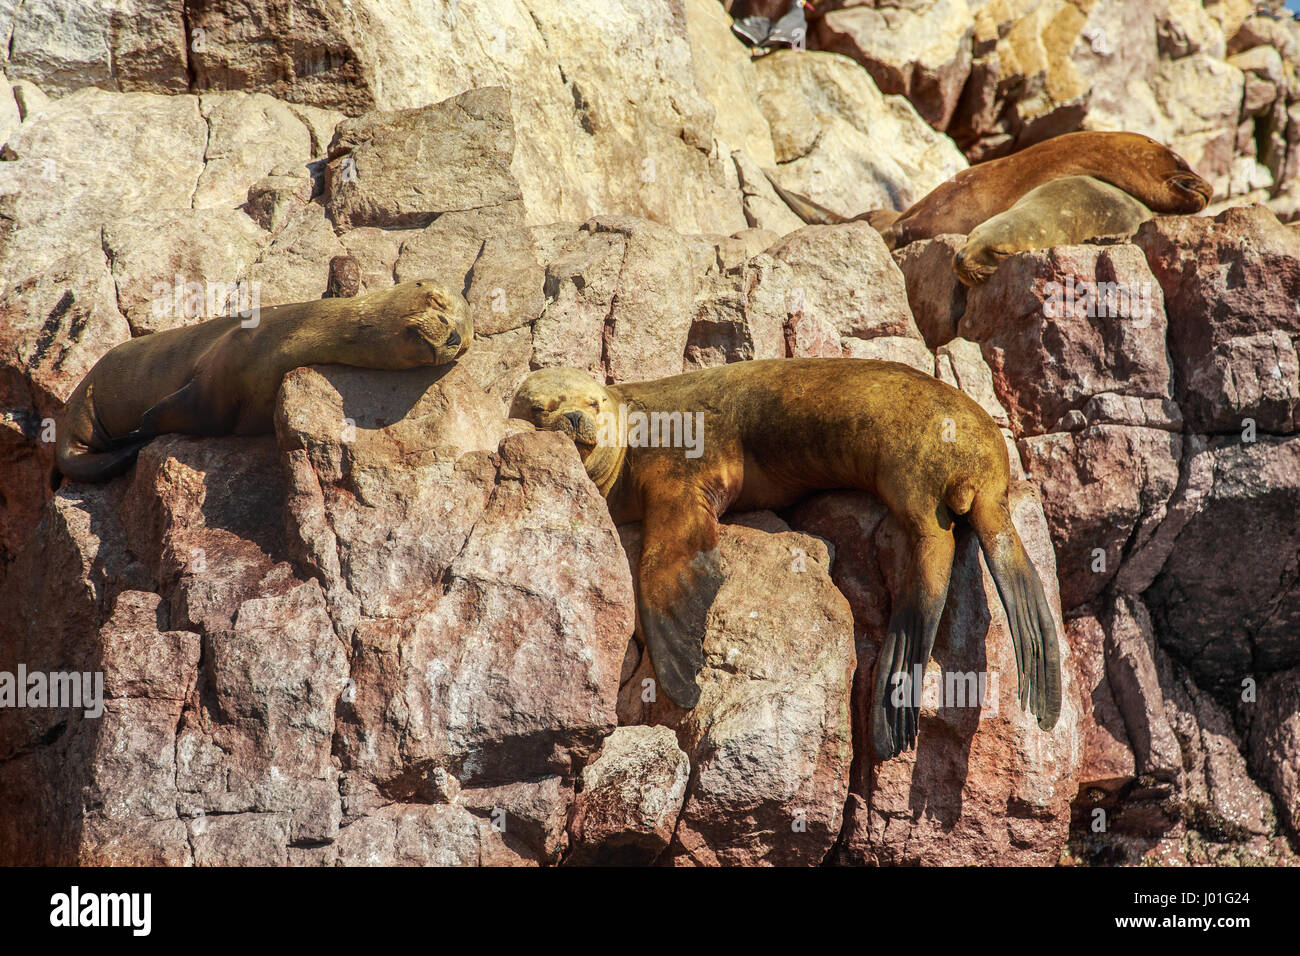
[953,175,1153,286]
[510,358,1062,759]
[770,131,1211,250]
[55,279,472,484]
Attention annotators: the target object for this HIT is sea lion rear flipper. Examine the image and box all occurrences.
[869,529,956,760]
[55,437,152,485]
[637,490,725,709]
[969,497,1062,730]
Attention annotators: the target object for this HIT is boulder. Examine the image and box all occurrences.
[960,243,1172,437]
[100,209,269,334]
[1019,425,1182,611]
[0,88,206,279]
[324,88,522,230]
[952,0,1166,161]
[745,224,921,351]
[3,0,188,95]
[183,0,752,233]
[1145,435,1300,695]
[566,725,690,865]
[815,0,974,131]
[0,364,637,865]
[616,521,857,866]
[757,49,968,218]
[1134,206,1300,434]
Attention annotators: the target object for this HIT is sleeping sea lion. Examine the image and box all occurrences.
[510,358,1062,759]
[55,279,472,484]
[769,131,1211,250]
[953,175,1153,285]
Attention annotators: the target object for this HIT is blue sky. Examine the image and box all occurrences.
[1290,0,1300,12]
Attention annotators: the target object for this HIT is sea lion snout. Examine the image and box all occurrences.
[562,410,598,445]
[1166,171,1212,211]
[413,286,473,364]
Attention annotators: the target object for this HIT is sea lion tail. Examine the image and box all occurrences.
[968,495,1062,730]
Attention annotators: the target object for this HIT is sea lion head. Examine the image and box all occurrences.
[510,367,625,492]
[385,280,474,367]
[1120,133,1212,213]
[952,238,1009,286]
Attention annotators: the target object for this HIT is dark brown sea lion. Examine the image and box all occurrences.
[55,280,472,484]
[510,358,1062,759]
[769,131,1211,250]
[953,175,1153,285]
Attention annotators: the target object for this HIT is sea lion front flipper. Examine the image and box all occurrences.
[869,528,956,759]
[123,377,230,444]
[636,488,725,709]
[762,169,856,226]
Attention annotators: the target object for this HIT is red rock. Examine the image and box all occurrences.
[960,243,1172,436]
[1018,425,1182,611]
[1069,613,1135,797]
[1134,205,1300,433]
[1249,667,1300,839]
[0,365,636,865]
[566,725,690,865]
[1145,435,1300,694]
[617,521,856,866]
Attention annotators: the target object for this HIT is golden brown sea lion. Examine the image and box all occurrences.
[770,131,1211,250]
[953,175,1153,285]
[510,358,1062,759]
[55,280,472,484]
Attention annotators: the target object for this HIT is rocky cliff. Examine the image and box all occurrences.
[0,0,1297,865]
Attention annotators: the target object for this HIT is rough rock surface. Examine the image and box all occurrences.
[616,521,857,866]
[566,726,690,865]
[0,366,636,865]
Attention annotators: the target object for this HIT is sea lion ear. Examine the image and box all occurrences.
[635,480,724,709]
